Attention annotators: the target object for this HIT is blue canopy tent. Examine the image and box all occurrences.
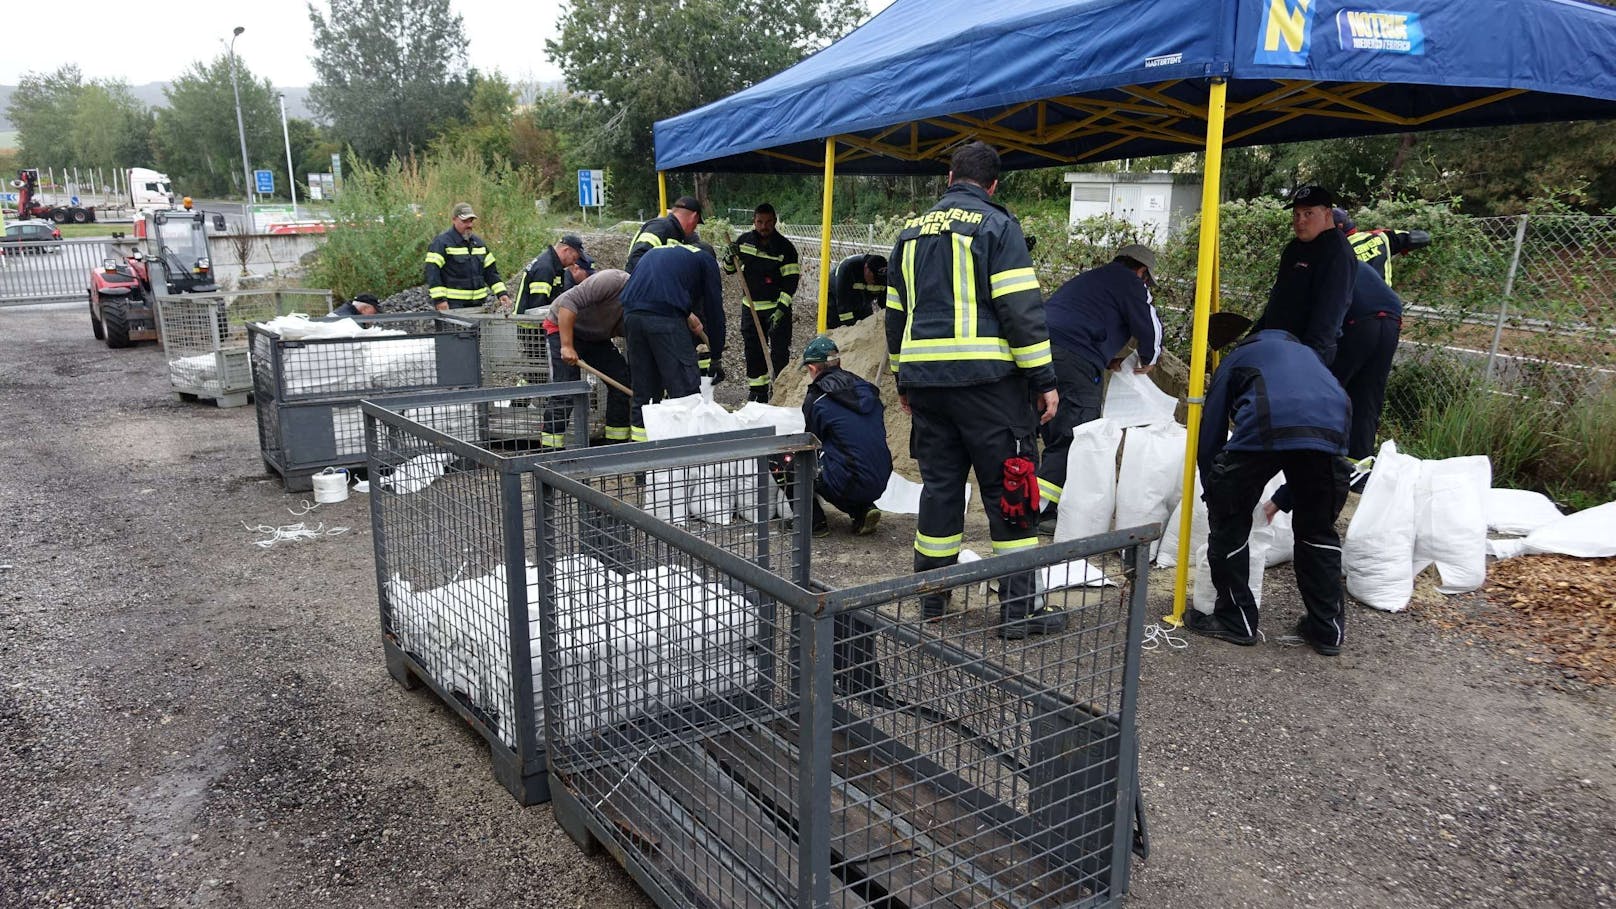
[651,0,1616,622]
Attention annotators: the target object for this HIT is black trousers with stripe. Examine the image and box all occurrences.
[1036,346,1106,505]
[741,307,792,402]
[1330,316,1400,461]
[1203,449,1349,643]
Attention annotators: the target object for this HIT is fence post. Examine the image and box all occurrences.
[1485,214,1529,382]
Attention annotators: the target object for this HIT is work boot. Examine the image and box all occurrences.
[850,507,881,536]
[1185,610,1259,647]
[997,572,1067,639]
[920,591,950,621]
[1037,505,1059,536]
[1286,618,1341,657]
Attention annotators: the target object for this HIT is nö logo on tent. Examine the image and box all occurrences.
[1255,0,1316,66]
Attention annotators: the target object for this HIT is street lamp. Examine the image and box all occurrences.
[227,25,254,208]
[277,92,298,216]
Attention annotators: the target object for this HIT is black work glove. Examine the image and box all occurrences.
[708,364,726,384]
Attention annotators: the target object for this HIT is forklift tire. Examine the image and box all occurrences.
[88,295,105,341]
[103,300,131,349]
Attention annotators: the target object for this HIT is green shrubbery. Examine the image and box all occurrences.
[307,148,560,300]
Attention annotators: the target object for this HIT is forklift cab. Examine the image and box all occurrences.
[146,209,216,295]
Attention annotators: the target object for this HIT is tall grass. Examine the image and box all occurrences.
[307,148,557,300]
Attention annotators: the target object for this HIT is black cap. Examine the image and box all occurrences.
[865,254,888,280]
[1331,207,1356,231]
[353,293,380,305]
[1286,185,1335,209]
[672,196,704,222]
[559,234,585,253]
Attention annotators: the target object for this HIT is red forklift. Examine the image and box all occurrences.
[87,208,219,348]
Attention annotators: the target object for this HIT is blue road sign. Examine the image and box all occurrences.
[255,170,275,195]
[577,169,604,207]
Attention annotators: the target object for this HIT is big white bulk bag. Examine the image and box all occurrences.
[1344,440,1420,611]
[1054,418,1124,541]
[1411,455,1492,594]
[1113,421,1186,558]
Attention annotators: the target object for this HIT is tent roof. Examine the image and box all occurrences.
[654,0,1616,174]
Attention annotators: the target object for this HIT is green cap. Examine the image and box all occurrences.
[801,335,839,367]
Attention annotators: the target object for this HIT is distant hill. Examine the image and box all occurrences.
[0,84,317,130]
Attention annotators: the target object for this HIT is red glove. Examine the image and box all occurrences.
[1000,455,1040,531]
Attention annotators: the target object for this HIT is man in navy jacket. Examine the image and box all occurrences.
[1191,329,1352,656]
[800,336,892,536]
[619,243,725,441]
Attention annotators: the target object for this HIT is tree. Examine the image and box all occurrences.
[433,70,517,165]
[546,0,865,210]
[307,0,474,163]
[7,66,152,173]
[154,56,283,199]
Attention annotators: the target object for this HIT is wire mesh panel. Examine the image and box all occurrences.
[459,309,611,437]
[363,386,795,804]
[157,289,332,403]
[251,313,481,488]
[535,457,1152,909]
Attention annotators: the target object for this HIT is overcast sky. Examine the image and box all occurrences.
[5,0,897,88]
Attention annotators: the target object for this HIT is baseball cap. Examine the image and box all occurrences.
[801,335,839,367]
[576,252,596,272]
[865,254,888,281]
[1286,185,1335,209]
[559,233,585,254]
[1115,243,1158,286]
[672,195,704,223]
[353,293,380,306]
[1331,207,1356,231]
[451,202,477,220]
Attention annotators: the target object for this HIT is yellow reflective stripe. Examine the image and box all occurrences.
[424,252,446,266]
[747,375,770,387]
[604,426,631,440]
[777,293,792,307]
[780,263,801,276]
[739,244,784,262]
[991,537,1040,553]
[839,312,855,325]
[540,433,566,449]
[630,426,649,442]
[489,280,507,296]
[428,285,450,296]
[444,246,470,255]
[914,531,963,558]
[697,358,712,369]
[483,252,497,267]
[900,337,1013,362]
[439,287,488,300]
[746,299,778,311]
[990,267,1039,299]
[528,280,554,297]
[888,354,900,374]
[1011,339,1053,368]
[885,286,905,311]
[952,233,972,340]
[632,231,673,249]
[1037,478,1063,505]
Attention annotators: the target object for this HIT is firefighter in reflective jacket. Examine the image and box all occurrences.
[625,196,703,273]
[1333,208,1429,287]
[725,202,801,402]
[885,141,1065,639]
[423,202,509,310]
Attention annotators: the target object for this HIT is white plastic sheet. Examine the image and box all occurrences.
[1512,501,1616,559]
[1344,440,1420,612]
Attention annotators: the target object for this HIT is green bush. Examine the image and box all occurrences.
[306,147,558,300]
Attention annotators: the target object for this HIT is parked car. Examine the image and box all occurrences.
[2,219,64,254]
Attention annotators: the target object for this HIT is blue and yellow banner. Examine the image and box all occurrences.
[1254,0,1317,66]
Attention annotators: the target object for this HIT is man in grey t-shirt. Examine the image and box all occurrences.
[540,268,632,445]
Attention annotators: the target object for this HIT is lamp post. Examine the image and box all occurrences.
[227,26,254,208]
[277,92,298,216]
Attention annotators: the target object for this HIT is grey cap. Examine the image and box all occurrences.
[1116,243,1157,285]
[451,202,477,220]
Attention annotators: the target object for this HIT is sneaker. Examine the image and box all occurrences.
[1185,611,1260,647]
[999,605,1069,640]
[851,508,881,536]
[1290,619,1341,656]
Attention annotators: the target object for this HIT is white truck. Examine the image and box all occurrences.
[126,167,178,216]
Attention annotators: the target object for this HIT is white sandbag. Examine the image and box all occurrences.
[1411,455,1491,594]
[1264,472,1295,567]
[366,338,438,388]
[381,451,451,494]
[1113,421,1186,558]
[1520,501,1616,558]
[1190,500,1273,615]
[1054,418,1123,541]
[1043,558,1117,590]
[1157,465,1208,566]
[1344,440,1419,611]
[1102,352,1179,427]
[733,402,806,435]
[1484,488,1564,536]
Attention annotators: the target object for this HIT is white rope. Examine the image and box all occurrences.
[242,519,351,548]
[1140,622,1189,651]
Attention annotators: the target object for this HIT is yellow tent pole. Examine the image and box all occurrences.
[817,137,837,333]
[1168,78,1228,627]
[657,172,668,216]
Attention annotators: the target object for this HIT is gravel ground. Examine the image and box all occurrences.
[3,301,1614,908]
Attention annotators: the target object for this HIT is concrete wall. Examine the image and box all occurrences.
[206,234,323,287]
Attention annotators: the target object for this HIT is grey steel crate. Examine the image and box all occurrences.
[361,383,796,804]
[250,313,480,489]
[533,467,1153,909]
[157,289,332,406]
[458,309,611,437]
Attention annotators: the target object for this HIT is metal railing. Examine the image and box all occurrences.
[0,237,116,306]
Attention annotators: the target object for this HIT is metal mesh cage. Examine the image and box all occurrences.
[250,313,481,488]
[534,461,1151,909]
[157,289,332,404]
[362,385,798,804]
[458,310,611,436]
